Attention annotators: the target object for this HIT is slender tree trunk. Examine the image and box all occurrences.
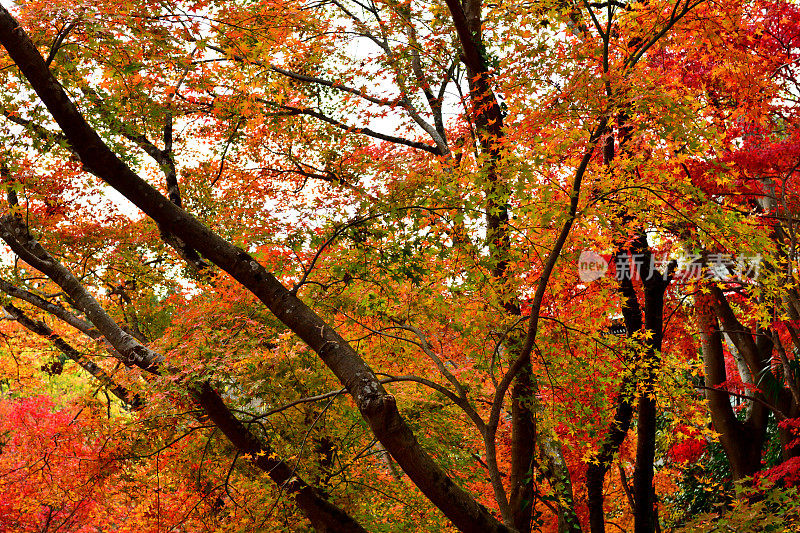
[586,245,643,532]
[443,0,581,528]
[509,367,536,532]
[586,233,670,533]
[632,264,668,533]
[586,394,634,533]
[633,392,657,533]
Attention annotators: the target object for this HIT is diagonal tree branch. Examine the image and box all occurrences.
[2,302,141,408]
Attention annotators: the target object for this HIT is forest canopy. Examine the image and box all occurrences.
[1,0,800,531]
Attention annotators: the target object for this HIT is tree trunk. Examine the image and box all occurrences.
[586,232,669,533]
[695,291,766,480]
[509,367,536,533]
[586,396,634,533]
[632,258,669,533]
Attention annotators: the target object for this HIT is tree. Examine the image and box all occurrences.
[0,0,799,531]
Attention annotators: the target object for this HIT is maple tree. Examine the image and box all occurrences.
[1,0,800,531]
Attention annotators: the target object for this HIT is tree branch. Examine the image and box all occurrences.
[3,302,141,408]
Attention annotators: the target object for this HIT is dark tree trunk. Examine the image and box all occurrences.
[586,396,634,533]
[632,394,657,533]
[695,291,767,481]
[587,233,671,533]
[633,257,669,533]
[509,367,536,533]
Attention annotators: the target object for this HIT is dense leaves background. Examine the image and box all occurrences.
[1,0,800,531]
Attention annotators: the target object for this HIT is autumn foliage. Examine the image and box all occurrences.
[1,0,800,531]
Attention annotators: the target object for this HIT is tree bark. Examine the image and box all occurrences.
[695,291,766,480]
[633,259,668,533]
[586,247,643,533]
[509,368,536,532]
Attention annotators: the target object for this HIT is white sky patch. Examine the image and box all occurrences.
[97,183,141,219]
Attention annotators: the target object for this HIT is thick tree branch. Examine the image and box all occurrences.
[194,381,370,533]
[0,215,164,372]
[0,277,96,335]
